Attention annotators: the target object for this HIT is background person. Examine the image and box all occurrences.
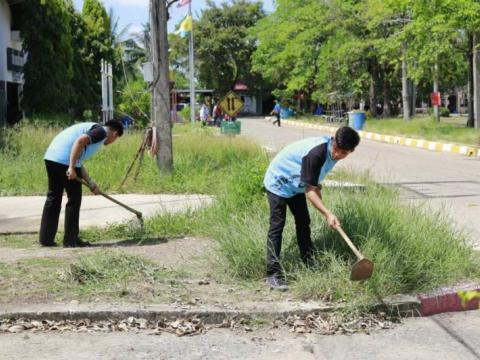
[271,100,281,127]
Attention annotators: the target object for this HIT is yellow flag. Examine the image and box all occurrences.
[177,15,192,37]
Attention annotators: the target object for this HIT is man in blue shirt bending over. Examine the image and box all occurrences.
[263,126,360,291]
[40,120,123,248]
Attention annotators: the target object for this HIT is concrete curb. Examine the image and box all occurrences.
[0,287,477,323]
[417,283,480,316]
[281,119,480,157]
[0,303,332,324]
[0,298,421,324]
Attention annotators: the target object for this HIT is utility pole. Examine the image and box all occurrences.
[150,0,173,172]
[101,59,114,124]
[188,1,195,124]
[473,33,480,129]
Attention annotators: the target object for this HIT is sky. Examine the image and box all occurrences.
[72,0,275,36]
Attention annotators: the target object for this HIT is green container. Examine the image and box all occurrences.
[220,121,241,135]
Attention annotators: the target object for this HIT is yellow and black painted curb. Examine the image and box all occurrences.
[281,119,480,157]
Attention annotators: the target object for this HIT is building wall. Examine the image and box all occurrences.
[0,0,24,126]
[0,0,23,84]
[0,0,11,83]
[238,94,263,115]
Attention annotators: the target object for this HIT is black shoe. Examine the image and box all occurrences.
[76,238,91,247]
[266,275,288,292]
[40,242,57,247]
[63,238,91,248]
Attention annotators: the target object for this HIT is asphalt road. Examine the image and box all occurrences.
[241,117,480,249]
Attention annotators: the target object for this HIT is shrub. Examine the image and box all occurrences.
[440,107,450,117]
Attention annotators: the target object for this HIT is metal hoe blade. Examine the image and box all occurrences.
[350,258,374,281]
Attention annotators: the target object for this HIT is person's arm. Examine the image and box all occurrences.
[305,185,339,229]
[80,166,100,195]
[66,125,106,184]
[301,143,339,229]
[66,134,90,180]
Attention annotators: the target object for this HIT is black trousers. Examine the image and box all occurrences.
[266,190,314,276]
[273,113,281,127]
[39,160,83,246]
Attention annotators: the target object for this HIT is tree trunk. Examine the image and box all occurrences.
[369,60,379,118]
[467,33,475,127]
[151,0,173,172]
[382,68,391,118]
[473,33,480,129]
[401,46,410,121]
[369,80,376,117]
[456,88,462,116]
[409,79,416,117]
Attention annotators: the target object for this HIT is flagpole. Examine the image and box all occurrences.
[188,1,195,124]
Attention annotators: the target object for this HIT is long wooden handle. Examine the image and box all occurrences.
[76,177,143,219]
[336,226,364,260]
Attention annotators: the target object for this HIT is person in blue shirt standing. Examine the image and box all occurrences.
[263,126,360,291]
[271,100,281,127]
[39,120,124,248]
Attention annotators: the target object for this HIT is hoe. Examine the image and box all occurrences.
[336,226,374,281]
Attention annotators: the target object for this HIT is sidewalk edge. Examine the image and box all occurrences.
[281,119,480,157]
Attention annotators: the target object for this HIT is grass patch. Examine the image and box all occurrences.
[0,234,39,249]
[58,250,188,301]
[0,257,68,303]
[0,120,266,196]
[293,114,480,146]
[0,251,189,303]
[363,116,480,146]
[294,185,479,304]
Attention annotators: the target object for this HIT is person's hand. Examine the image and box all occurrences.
[89,181,100,195]
[66,167,77,180]
[326,212,340,229]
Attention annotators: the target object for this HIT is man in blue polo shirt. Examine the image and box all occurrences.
[263,126,360,291]
[39,120,123,248]
[271,100,281,127]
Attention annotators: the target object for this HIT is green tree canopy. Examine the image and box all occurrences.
[170,0,266,97]
[81,0,113,111]
[20,0,74,114]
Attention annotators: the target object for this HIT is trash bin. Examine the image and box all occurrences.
[347,111,366,130]
[280,108,290,119]
[220,121,241,135]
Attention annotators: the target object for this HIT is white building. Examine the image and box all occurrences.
[0,0,24,126]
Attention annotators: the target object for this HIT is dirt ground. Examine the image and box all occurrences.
[0,236,211,266]
[0,236,293,308]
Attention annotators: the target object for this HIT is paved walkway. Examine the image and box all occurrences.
[0,194,213,234]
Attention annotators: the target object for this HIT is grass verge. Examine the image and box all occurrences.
[363,116,480,146]
[201,177,480,307]
[0,121,266,195]
[294,115,480,146]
